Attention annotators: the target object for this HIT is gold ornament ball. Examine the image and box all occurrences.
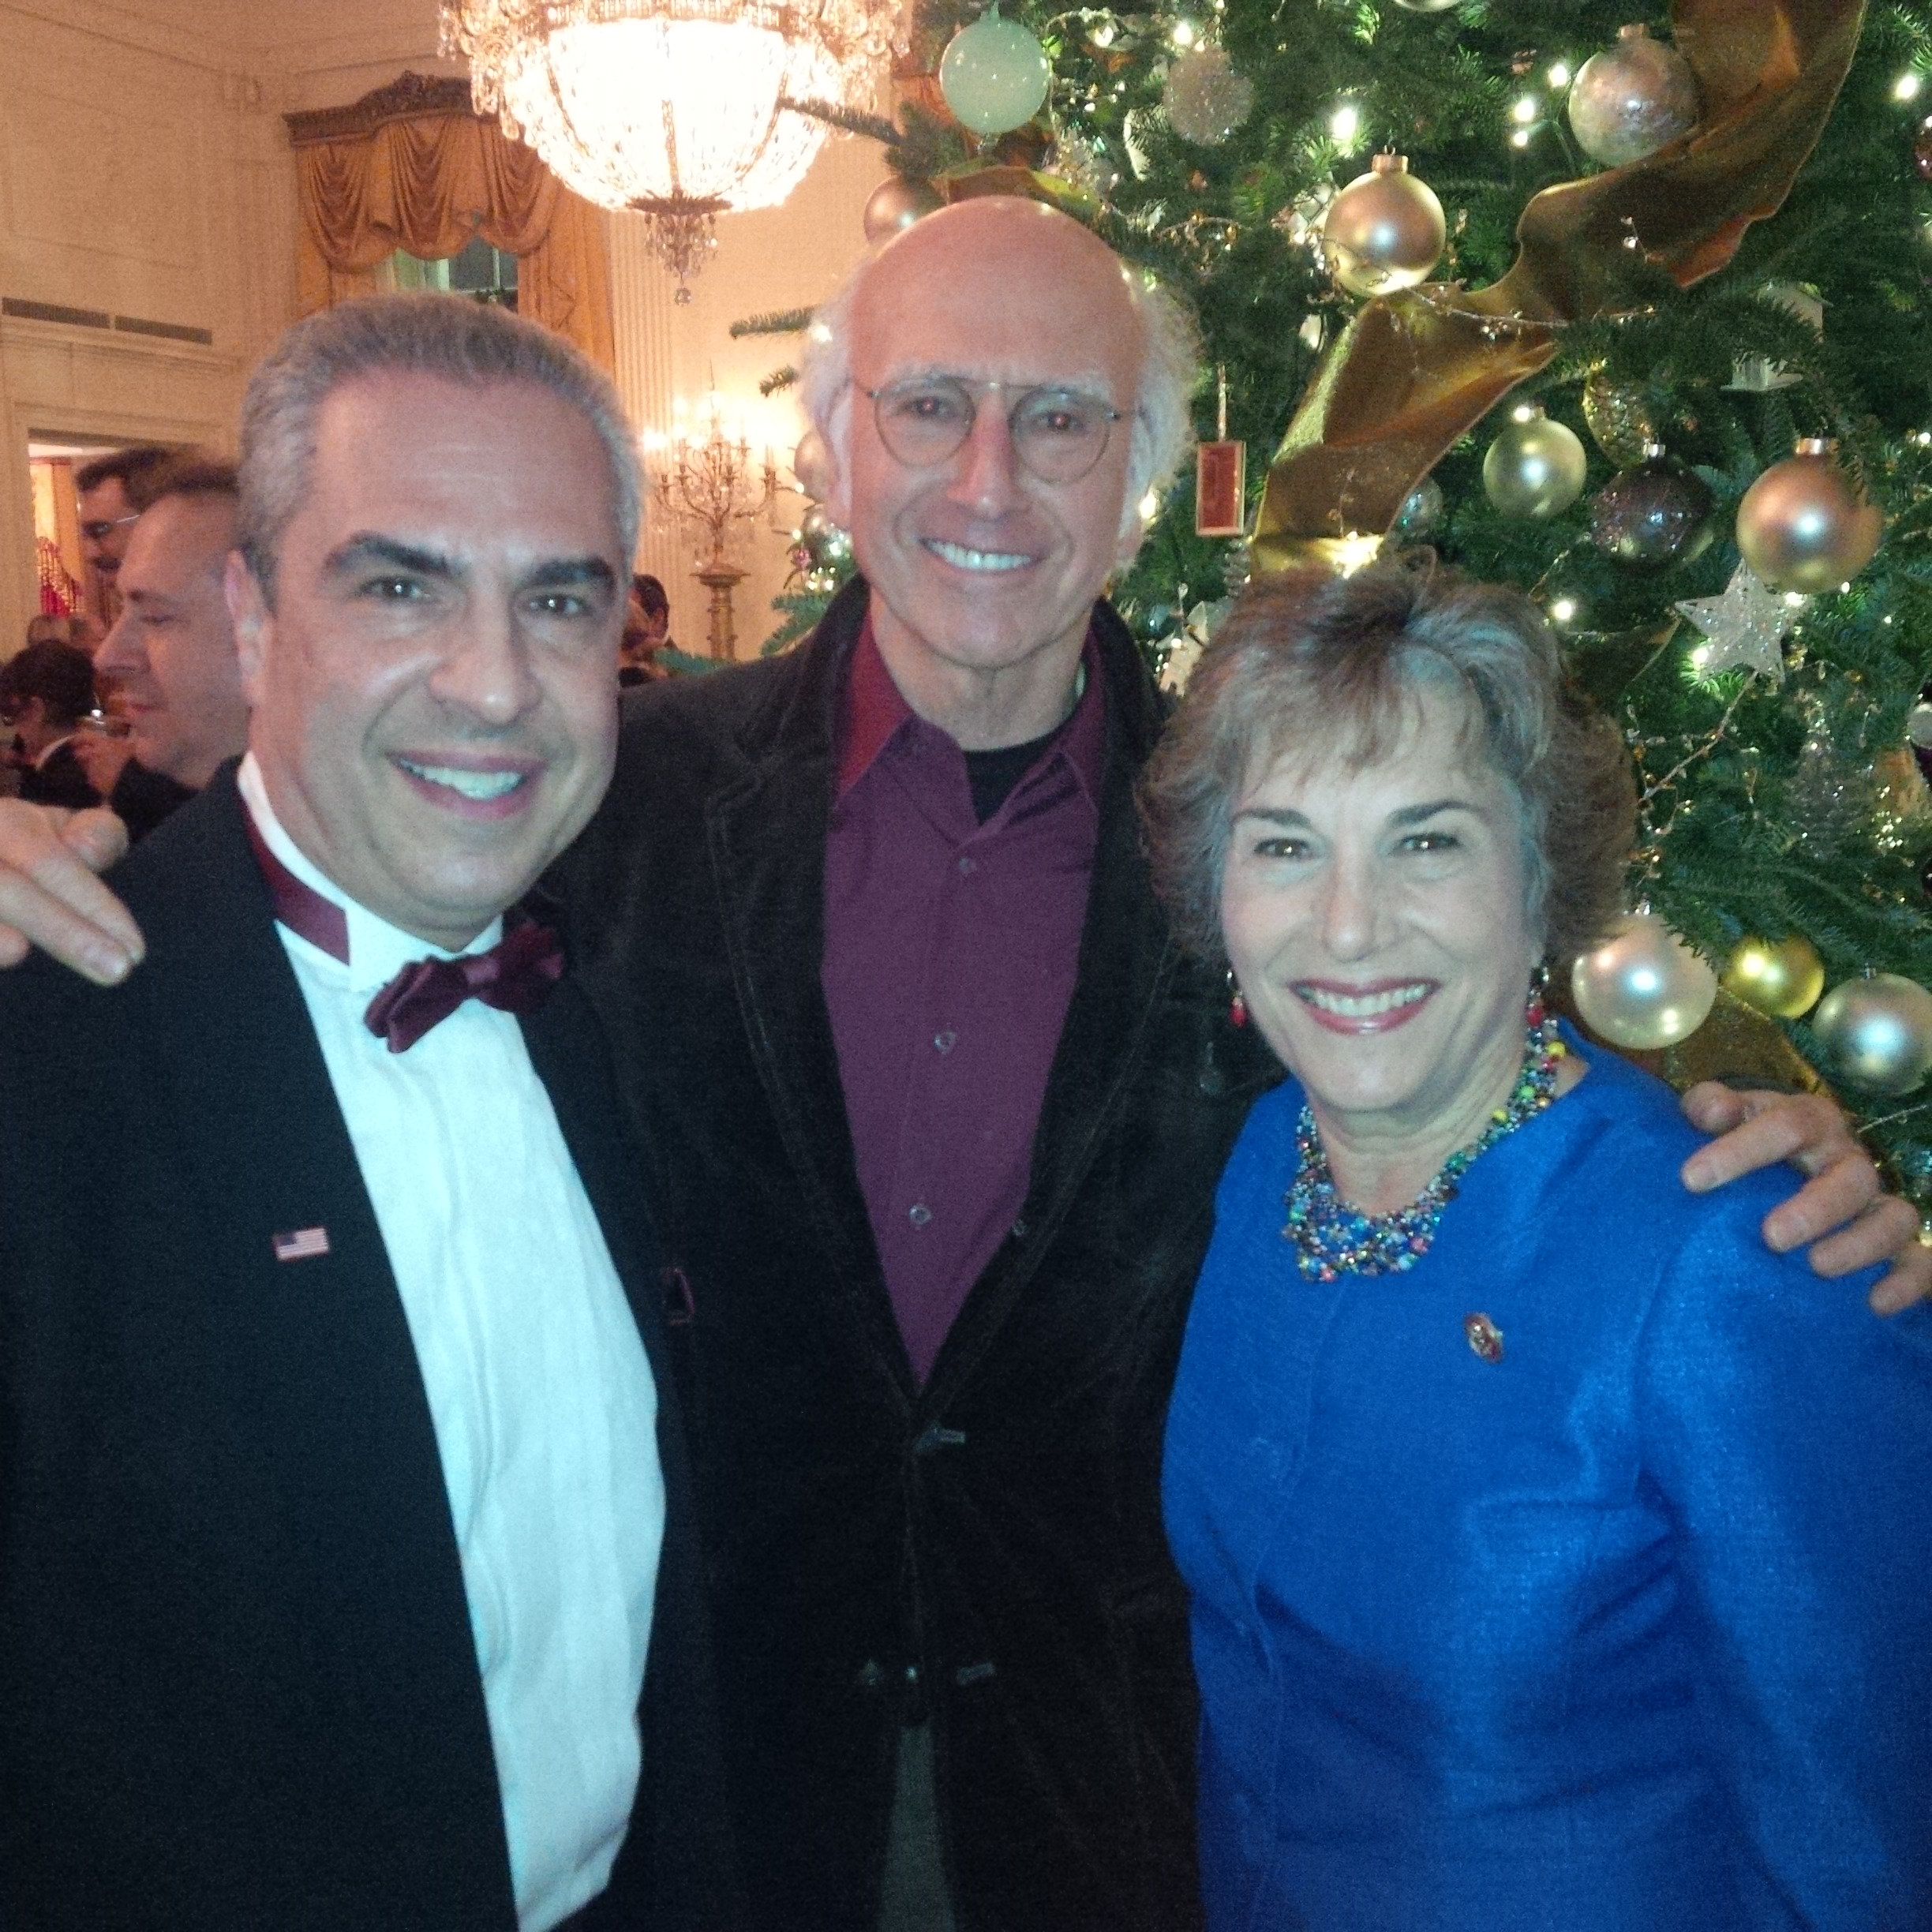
[1735,439,1884,593]
[1582,368,1656,469]
[1567,24,1699,169]
[1322,155,1445,299]
[1811,974,1932,1096]
[1482,409,1589,519]
[1720,934,1826,1020]
[1571,912,1718,1050]
[863,176,942,243]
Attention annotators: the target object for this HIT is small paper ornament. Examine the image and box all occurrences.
[1571,912,1717,1050]
[1720,934,1827,1020]
[862,177,942,242]
[1481,408,1588,519]
[1196,367,1247,537]
[1811,975,1932,1096]
[1567,24,1699,170]
[1675,562,1807,684]
[1735,438,1884,593]
[939,6,1051,137]
[1587,446,1715,571]
[1321,154,1446,298]
[1582,368,1656,468]
[1163,45,1255,146]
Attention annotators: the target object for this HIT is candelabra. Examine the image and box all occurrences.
[646,400,779,657]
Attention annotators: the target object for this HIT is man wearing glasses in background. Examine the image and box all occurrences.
[74,445,177,602]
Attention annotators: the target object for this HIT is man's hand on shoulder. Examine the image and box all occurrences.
[0,798,142,985]
[1679,1081,1930,1316]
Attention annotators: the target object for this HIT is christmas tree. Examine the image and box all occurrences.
[764,0,1932,1211]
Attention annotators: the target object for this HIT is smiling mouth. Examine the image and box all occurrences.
[395,756,530,803]
[923,538,1037,573]
[1293,981,1436,1031]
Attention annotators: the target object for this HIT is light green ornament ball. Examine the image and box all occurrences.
[1483,407,1589,519]
[940,5,1051,136]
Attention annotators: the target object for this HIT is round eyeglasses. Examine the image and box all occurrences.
[864,376,1125,485]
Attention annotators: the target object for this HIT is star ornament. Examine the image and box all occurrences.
[1675,562,1810,686]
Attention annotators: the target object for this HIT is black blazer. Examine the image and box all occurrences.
[17,737,100,811]
[0,769,740,1931]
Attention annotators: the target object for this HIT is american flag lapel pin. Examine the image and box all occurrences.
[272,1226,331,1264]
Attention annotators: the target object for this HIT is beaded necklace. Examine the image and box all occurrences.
[1280,994,1563,1283]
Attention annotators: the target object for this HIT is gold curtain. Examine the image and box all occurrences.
[290,93,614,375]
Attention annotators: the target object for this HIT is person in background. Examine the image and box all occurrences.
[75,444,176,595]
[618,573,672,686]
[77,459,251,841]
[0,638,101,810]
[0,294,739,1932]
[25,613,106,656]
[1147,562,1932,1930]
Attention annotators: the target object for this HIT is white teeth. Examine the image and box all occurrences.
[1299,983,1430,1018]
[926,538,1035,572]
[398,758,526,801]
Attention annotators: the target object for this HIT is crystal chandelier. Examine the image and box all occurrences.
[443,0,900,298]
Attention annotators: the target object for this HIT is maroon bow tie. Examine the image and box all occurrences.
[245,809,564,1053]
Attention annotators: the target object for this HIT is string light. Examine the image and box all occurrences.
[1547,60,1571,88]
[1895,71,1923,102]
[1511,129,1532,148]
[1550,597,1579,623]
[1511,96,1538,124]
[1170,18,1197,48]
[1329,101,1361,143]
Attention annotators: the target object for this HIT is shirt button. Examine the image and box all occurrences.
[957,855,975,875]
[908,1203,933,1227]
[934,1030,957,1054]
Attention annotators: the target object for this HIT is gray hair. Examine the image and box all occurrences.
[798,229,1200,540]
[238,294,641,604]
[1140,560,1636,968]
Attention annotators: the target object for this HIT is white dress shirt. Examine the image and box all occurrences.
[238,756,665,1932]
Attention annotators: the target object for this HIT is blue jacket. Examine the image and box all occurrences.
[1164,1033,1932,1930]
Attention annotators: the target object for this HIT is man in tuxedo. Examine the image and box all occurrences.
[0,297,736,1932]
[0,638,101,809]
[80,457,250,840]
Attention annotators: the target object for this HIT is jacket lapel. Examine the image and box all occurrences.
[701,584,904,1372]
[127,773,517,1922]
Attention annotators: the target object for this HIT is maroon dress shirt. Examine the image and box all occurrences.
[822,619,1106,1383]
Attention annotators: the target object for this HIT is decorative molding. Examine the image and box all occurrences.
[283,70,480,148]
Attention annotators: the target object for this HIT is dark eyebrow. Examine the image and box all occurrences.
[520,557,617,596]
[322,534,458,584]
[1232,806,1312,827]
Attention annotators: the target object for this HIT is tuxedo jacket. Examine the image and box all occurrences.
[17,738,100,811]
[0,770,742,1931]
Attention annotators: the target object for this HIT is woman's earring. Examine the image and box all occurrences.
[1227,970,1247,1028]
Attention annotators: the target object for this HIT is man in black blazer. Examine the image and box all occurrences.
[0,298,737,1932]
[0,638,101,810]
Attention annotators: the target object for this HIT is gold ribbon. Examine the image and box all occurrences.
[1252,0,1868,575]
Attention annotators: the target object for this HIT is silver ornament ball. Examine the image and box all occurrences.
[862,176,942,243]
[1321,154,1446,299]
[1571,912,1718,1050]
[1907,700,1932,751]
[1567,24,1699,170]
[1391,0,1461,9]
[792,429,831,504]
[1811,975,1932,1096]
[1163,46,1255,146]
[1734,438,1884,593]
[1482,409,1589,519]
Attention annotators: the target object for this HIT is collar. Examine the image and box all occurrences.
[33,733,79,770]
[237,752,503,998]
[834,613,1108,809]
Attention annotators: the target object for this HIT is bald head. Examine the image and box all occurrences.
[796,197,1198,751]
